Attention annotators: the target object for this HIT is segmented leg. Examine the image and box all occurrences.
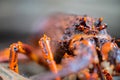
[9,45,19,73]
[39,34,60,80]
[9,41,39,73]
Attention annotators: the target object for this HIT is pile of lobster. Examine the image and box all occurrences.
[0,13,120,80]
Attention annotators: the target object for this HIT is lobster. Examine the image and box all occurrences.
[0,13,120,80]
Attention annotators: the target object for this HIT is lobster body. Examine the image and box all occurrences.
[32,13,120,79]
[33,13,118,64]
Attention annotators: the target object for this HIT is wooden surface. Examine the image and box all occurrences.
[0,65,29,80]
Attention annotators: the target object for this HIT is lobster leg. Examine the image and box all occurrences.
[9,41,39,73]
[9,46,19,73]
[39,34,60,80]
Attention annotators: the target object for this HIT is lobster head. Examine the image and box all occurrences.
[75,16,107,35]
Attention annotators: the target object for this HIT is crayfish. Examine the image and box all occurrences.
[0,13,120,80]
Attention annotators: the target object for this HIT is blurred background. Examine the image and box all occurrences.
[0,0,120,48]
